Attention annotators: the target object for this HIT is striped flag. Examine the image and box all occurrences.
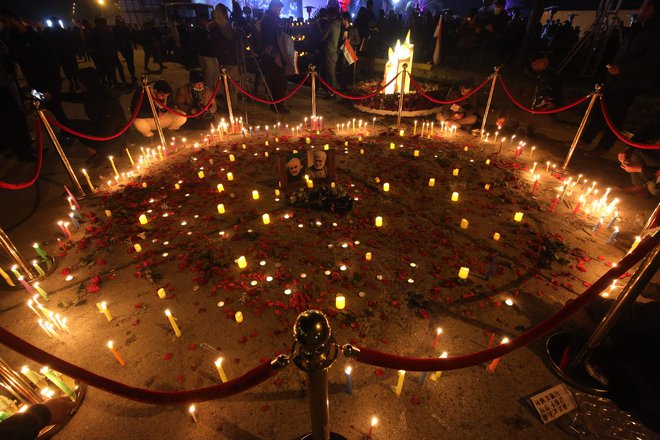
[342,40,359,65]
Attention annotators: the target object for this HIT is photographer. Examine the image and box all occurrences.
[175,69,217,130]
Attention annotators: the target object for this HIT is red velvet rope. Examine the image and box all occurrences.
[48,90,145,141]
[0,117,43,190]
[316,72,401,100]
[600,97,660,150]
[228,73,310,105]
[498,76,591,115]
[351,234,658,372]
[153,78,222,118]
[409,75,491,104]
[0,325,279,405]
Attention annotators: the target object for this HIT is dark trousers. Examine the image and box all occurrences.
[338,56,355,90]
[262,56,287,105]
[0,87,33,156]
[582,86,640,153]
[119,46,136,79]
[322,54,338,92]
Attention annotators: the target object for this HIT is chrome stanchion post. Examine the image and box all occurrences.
[0,358,41,404]
[640,203,660,237]
[310,65,317,118]
[34,100,85,198]
[396,64,408,130]
[479,66,499,137]
[292,310,346,440]
[221,67,235,133]
[0,227,37,281]
[142,76,168,150]
[561,84,601,171]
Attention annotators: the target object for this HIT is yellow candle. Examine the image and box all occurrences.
[138,214,148,225]
[460,219,468,229]
[383,183,390,192]
[451,192,459,202]
[389,143,395,150]
[628,236,642,254]
[486,159,491,165]
[399,129,404,137]
[81,169,95,192]
[157,288,166,299]
[234,311,244,323]
[104,209,112,217]
[365,252,372,261]
[262,214,271,225]
[360,149,364,154]
[307,179,314,189]
[174,183,180,190]
[275,189,280,196]
[214,358,229,382]
[252,190,260,200]
[32,262,44,277]
[21,366,44,388]
[227,172,233,181]
[108,156,119,177]
[0,267,15,287]
[164,309,181,337]
[99,301,112,321]
[484,184,491,191]
[493,233,501,241]
[428,178,435,187]
[335,294,346,310]
[217,204,225,214]
[324,144,330,150]
[125,147,134,165]
[107,341,125,366]
[305,137,311,144]
[458,267,469,279]
[236,256,247,269]
[133,243,142,252]
[395,370,405,396]
[413,150,419,157]
[514,212,524,222]
[229,154,235,162]
[375,216,383,228]
[452,168,459,176]
[217,184,224,193]
[198,170,205,179]
[430,352,448,381]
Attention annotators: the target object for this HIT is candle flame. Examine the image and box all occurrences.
[107,341,114,349]
[189,404,196,413]
[215,357,223,367]
[501,337,510,344]
[371,417,378,427]
[436,327,443,335]
[165,309,172,316]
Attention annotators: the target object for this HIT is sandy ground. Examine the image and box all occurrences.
[1,53,659,440]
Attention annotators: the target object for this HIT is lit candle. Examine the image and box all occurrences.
[227,172,233,181]
[234,311,244,323]
[484,183,491,191]
[108,156,119,177]
[21,366,44,388]
[383,183,390,192]
[399,129,404,137]
[550,194,559,212]
[413,120,417,135]
[236,256,247,269]
[217,184,224,193]
[394,370,406,396]
[428,178,436,187]
[368,417,378,438]
[607,211,618,229]
[189,405,197,423]
[18,277,35,295]
[451,192,459,202]
[0,267,15,287]
[31,260,45,276]
[432,327,443,348]
[125,147,134,165]
[98,301,112,321]
[164,309,181,337]
[607,226,619,243]
[214,358,229,382]
[458,267,469,279]
[493,232,500,241]
[33,282,48,300]
[452,168,459,177]
[460,219,468,229]
[198,170,205,179]
[628,236,642,254]
[531,174,539,195]
[229,154,235,162]
[592,217,604,236]
[262,214,271,225]
[133,243,142,252]
[157,288,166,299]
[486,337,510,372]
[41,367,76,400]
[138,214,148,225]
[107,341,125,366]
[375,216,383,228]
[365,252,372,261]
[307,179,314,189]
[10,265,22,279]
[252,190,260,200]
[429,352,448,380]
[81,169,95,192]
[335,294,346,310]
[343,366,353,395]
[217,204,225,214]
[513,212,524,222]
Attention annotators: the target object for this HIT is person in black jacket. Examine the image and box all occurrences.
[113,16,136,84]
[0,397,75,440]
[261,0,289,113]
[131,79,186,138]
[208,4,240,111]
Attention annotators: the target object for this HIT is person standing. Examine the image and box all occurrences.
[208,4,240,112]
[190,15,218,90]
[49,18,80,91]
[113,16,137,84]
[261,0,290,113]
[582,0,660,157]
[338,12,360,91]
[321,7,341,99]
[142,21,166,72]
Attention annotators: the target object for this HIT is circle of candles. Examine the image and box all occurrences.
[493,232,501,241]
[236,256,247,269]
[514,212,524,222]
[217,184,224,193]
[451,192,459,202]
[335,294,346,310]
[227,172,234,181]
[458,267,469,279]
[138,214,148,225]
[235,311,244,323]
[460,219,468,229]
[252,190,260,200]
[217,204,225,214]
[262,214,271,224]
[383,183,390,192]
[375,216,383,227]
[428,178,436,187]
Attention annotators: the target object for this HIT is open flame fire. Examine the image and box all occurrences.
[383,30,414,95]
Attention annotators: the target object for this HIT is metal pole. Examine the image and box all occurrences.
[567,233,660,373]
[396,64,408,130]
[293,310,344,440]
[310,65,317,118]
[0,358,42,404]
[35,104,85,198]
[480,66,499,136]
[222,67,235,133]
[0,227,37,281]
[561,85,601,171]
[142,76,168,150]
[640,203,660,236]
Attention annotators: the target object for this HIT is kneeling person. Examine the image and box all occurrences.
[131,80,186,138]
[175,70,218,130]
[437,78,479,130]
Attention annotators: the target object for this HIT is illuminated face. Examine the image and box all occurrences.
[192,82,204,91]
[459,86,473,96]
[288,158,302,176]
[313,151,326,169]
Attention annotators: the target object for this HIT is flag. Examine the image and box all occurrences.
[432,15,443,65]
[342,40,359,65]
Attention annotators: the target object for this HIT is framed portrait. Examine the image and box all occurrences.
[277,149,336,192]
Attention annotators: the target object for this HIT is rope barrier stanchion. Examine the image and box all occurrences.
[142,76,168,152]
[480,66,499,137]
[498,76,591,115]
[0,117,43,190]
[340,234,658,372]
[546,232,660,394]
[292,310,347,440]
[561,84,601,171]
[600,98,660,150]
[0,227,38,282]
[35,99,85,198]
[0,324,289,405]
[310,65,317,118]
[221,67,235,133]
[396,64,408,130]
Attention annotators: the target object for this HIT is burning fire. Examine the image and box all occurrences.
[383,30,414,95]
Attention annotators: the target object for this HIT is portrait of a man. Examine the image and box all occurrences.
[278,149,336,193]
[287,157,304,182]
[307,151,327,178]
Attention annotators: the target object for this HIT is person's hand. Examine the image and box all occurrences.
[606,64,620,75]
[621,163,642,173]
[496,117,506,127]
[42,397,76,424]
[617,152,628,163]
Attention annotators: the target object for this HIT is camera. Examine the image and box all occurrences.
[31,89,46,102]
